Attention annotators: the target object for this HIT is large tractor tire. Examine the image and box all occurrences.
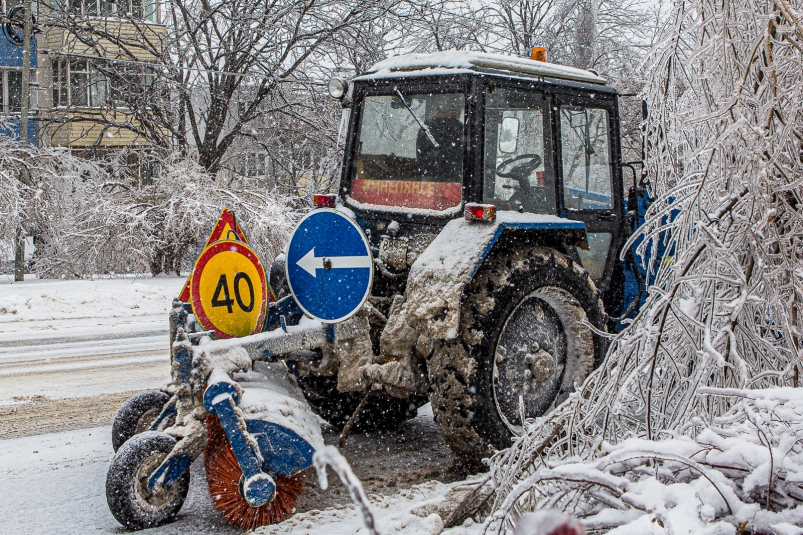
[112,390,172,452]
[298,374,422,431]
[428,246,606,469]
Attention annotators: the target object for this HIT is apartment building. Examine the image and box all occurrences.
[38,0,165,159]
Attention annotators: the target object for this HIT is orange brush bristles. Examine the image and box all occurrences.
[204,415,305,530]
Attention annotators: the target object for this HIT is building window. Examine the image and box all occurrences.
[59,0,157,21]
[109,65,154,108]
[6,71,21,111]
[51,58,153,108]
[69,59,89,106]
[237,152,267,178]
[53,59,67,106]
[0,69,36,114]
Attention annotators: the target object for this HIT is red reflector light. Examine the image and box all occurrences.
[464,203,496,222]
[313,194,336,208]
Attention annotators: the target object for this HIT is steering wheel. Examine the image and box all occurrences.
[496,154,543,181]
[495,154,548,212]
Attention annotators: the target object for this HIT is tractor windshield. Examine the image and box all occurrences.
[350,92,465,212]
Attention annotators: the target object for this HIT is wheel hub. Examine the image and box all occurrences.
[492,291,567,434]
[134,452,177,512]
[134,407,161,435]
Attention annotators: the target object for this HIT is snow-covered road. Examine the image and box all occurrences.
[0,276,182,438]
[0,407,460,535]
[0,425,243,535]
[0,276,463,534]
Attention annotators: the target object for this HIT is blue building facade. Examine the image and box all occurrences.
[0,30,37,144]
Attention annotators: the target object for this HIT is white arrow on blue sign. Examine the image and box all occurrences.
[285,208,374,323]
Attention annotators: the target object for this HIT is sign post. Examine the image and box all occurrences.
[285,209,373,323]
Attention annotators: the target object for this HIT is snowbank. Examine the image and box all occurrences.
[254,480,485,535]
[0,275,183,326]
[484,387,803,535]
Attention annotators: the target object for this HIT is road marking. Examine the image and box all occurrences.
[0,335,167,363]
[0,355,167,376]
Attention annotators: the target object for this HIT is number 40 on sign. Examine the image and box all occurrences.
[190,240,268,339]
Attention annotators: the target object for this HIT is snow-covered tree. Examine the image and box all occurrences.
[43,0,396,175]
[484,0,652,76]
[481,0,803,532]
[0,143,297,278]
[0,141,27,267]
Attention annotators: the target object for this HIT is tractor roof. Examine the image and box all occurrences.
[356,51,607,86]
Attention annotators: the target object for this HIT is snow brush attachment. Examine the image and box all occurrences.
[202,363,325,529]
[204,415,305,529]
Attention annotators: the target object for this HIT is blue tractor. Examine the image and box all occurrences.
[105,49,652,530]
[296,50,650,466]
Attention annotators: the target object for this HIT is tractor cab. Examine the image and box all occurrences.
[331,51,627,309]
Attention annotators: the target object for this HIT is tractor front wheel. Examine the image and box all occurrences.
[298,374,423,431]
[106,431,190,529]
[428,246,607,469]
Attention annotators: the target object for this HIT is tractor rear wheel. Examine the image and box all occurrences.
[298,374,422,431]
[427,246,606,469]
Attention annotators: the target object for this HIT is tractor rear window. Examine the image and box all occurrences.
[560,107,613,210]
[350,92,465,212]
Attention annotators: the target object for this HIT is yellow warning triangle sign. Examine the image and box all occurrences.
[177,208,248,303]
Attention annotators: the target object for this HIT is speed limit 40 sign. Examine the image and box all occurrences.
[190,240,268,339]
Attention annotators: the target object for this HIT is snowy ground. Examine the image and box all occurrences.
[0,275,182,438]
[0,406,461,535]
[255,477,482,535]
[0,275,464,534]
[0,425,244,535]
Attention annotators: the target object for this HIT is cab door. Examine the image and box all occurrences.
[555,94,623,294]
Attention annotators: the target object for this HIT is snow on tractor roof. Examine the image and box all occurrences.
[360,50,607,85]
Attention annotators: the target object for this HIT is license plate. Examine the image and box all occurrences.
[379,237,408,269]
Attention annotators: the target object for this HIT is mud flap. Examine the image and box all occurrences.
[404,212,587,339]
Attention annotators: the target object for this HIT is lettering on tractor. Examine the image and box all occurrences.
[105,49,656,530]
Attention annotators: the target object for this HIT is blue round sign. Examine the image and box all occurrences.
[285,209,374,323]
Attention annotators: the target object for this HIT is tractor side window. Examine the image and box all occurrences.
[559,107,613,210]
[483,88,554,214]
[349,92,465,212]
[577,232,611,280]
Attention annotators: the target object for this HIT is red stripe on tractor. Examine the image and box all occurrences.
[351,179,462,211]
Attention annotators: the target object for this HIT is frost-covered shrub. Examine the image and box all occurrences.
[0,142,23,261]
[485,389,803,534]
[131,157,300,276]
[0,144,298,278]
[485,0,803,532]
[36,155,295,276]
